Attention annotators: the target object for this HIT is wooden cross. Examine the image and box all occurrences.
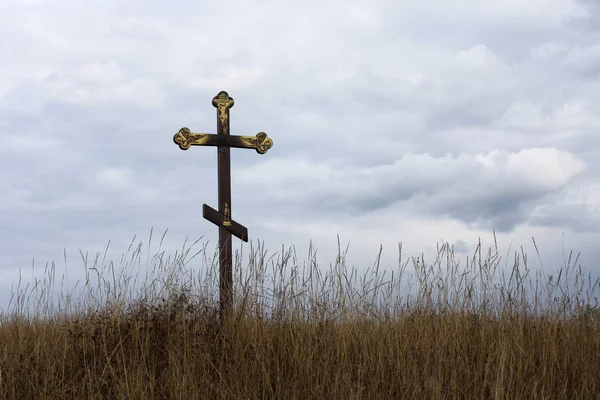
[173,91,273,320]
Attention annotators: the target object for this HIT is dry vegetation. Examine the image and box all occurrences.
[0,231,598,399]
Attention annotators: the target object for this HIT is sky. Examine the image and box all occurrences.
[1,0,600,310]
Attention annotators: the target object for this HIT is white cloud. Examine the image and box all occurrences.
[95,167,132,191]
[563,44,600,74]
[529,41,569,59]
[76,62,123,84]
[452,44,510,73]
[476,148,586,190]
[494,99,597,132]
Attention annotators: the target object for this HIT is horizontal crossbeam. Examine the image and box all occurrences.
[203,204,248,242]
[174,127,273,154]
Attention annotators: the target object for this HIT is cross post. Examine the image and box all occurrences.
[173,91,273,321]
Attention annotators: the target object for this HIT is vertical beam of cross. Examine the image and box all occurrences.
[172,91,273,322]
[213,92,234,321]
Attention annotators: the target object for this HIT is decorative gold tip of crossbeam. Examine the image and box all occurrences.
[173,127,273,154]
[244,132,273,154]
[173,127,203,150]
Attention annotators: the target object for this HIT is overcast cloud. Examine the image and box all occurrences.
[1,0,599,308]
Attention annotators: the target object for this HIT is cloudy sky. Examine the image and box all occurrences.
[1,0,599,309]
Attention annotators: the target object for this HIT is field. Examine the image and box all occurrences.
[1,231,598,399]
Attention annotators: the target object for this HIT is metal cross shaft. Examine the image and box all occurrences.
[172,91,272,321]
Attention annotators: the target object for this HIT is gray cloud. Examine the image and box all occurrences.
[1,0,599,307]
[239,148,586,232]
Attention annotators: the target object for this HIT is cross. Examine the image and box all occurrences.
[173,91,273,320]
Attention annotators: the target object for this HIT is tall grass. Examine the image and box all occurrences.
[0,230,598,399]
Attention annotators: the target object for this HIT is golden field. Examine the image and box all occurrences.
[1,232,598,399]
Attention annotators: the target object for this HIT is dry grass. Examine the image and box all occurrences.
[0,231,598,399]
